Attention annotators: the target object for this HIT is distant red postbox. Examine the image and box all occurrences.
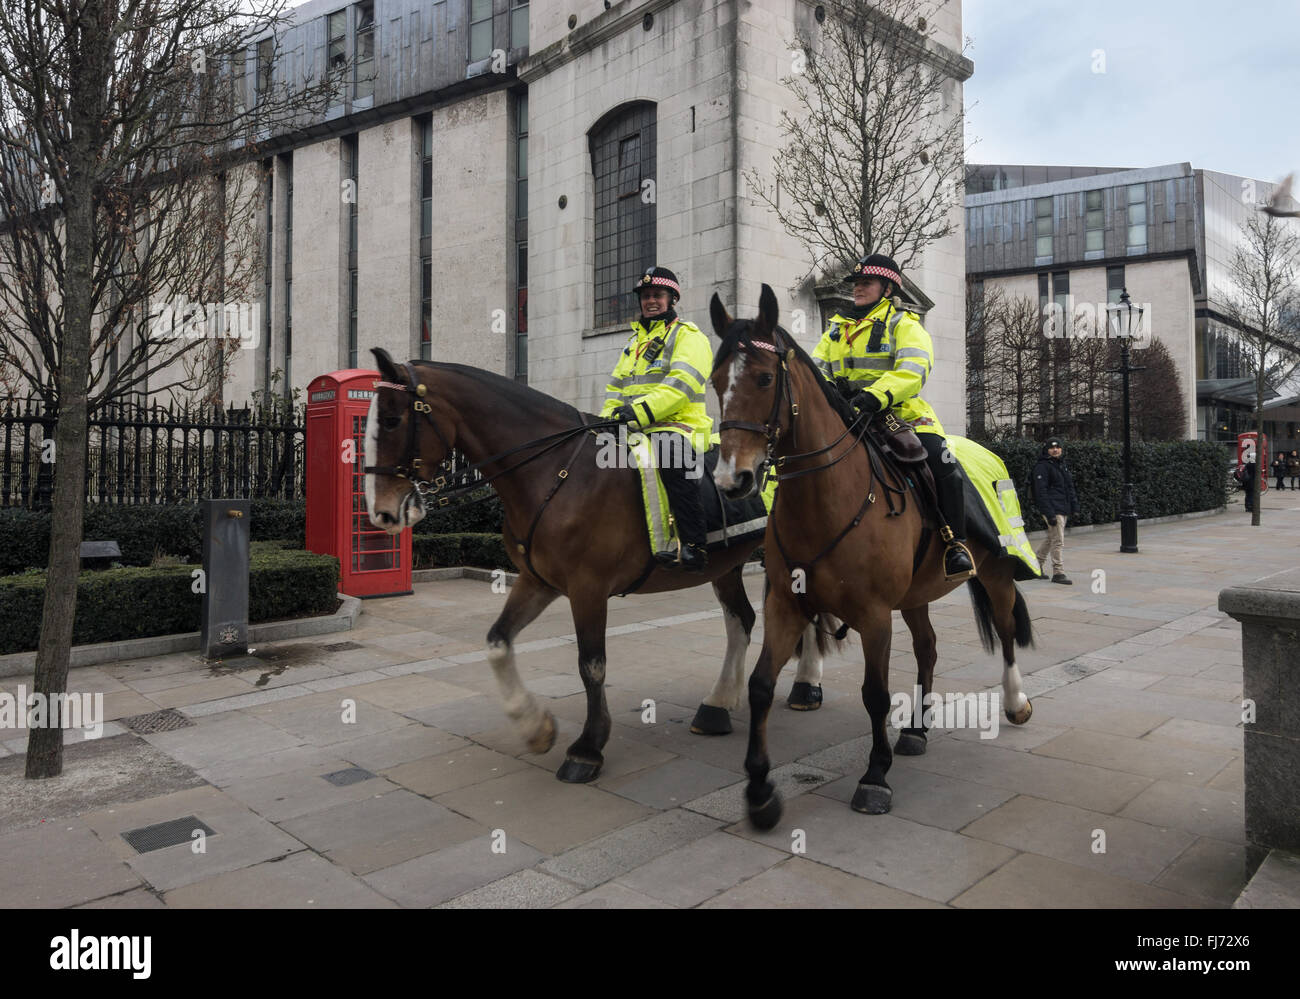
[306,369,413,598]
[1238,431,1269,493]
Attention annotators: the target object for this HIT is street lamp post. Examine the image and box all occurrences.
[1107,289,1145,553]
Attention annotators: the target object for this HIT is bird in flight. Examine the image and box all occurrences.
[1260,173,1299,218]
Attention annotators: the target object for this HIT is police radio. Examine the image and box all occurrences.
[642,337,666,363]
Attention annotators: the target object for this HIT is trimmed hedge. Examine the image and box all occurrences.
[0,498,307,575]
[412,532,512,571]
[0,542,339,654]
[411,493,504,535]
[982,439,1229,528]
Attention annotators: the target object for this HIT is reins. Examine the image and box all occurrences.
[719,333,913,616]
[365,360,618,510]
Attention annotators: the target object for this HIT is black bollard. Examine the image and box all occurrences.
[200,499,250,659]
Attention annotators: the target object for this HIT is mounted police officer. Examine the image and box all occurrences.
[601,266,713,571]
[812,253,975,580]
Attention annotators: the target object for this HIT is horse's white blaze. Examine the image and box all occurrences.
[363,395,380,524]
[792,622,823,685]
[1002,662,1028,715]
[703,600,750,710]
[488,639,552,749]
[720,353,745,416]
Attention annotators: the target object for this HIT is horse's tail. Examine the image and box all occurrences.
[813,613,848,658]
[966,578,1035,654]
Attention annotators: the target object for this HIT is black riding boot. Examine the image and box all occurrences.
[936,472,975,581]
[656,437,708,572]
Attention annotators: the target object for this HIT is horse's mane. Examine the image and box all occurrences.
[412,360,588,423]
[712,320,856,427]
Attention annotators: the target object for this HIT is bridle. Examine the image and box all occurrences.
[716,330,912,621]
[363,360,614,510]
[717,332,873,485]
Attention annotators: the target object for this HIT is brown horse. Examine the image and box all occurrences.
[709,287,1035,828]
[363,348,832,782]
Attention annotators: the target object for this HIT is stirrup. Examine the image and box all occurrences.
[939,527,975,581]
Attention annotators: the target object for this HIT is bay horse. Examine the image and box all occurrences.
[709,286,1035,828]
[363,348,827,782]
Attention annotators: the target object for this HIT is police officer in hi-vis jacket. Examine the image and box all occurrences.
[812,253,975,580]
[600,267,714,571]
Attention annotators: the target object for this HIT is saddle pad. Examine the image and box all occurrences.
[626,434,771,553]
[946,435,1042,581]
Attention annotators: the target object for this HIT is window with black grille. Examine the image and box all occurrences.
[590,103,656,329]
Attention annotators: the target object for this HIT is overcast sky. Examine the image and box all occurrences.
[962,0,1300,183]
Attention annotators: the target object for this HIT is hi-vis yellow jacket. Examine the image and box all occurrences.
[600,317,714,452]
[811,298,945,437]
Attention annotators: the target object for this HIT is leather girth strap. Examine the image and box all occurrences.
[514,417,592,593]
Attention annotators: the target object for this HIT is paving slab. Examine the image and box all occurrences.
[433,767,652,855]
[701,856,945,909]
[75,888,168,909]
[439,869,584,909]
[1117,780,1246,844]
[1153,837,1249,906]
[962,794,1196,884]
[1031,728,1235,786]
[79,785,305,892]
[556,882,677,908]
[223,766,399,823]
[382,745,532,798]
[816,768,1017,832]
[728,792,1016,903]
[602,757,739,809]
[951,852,1203,908]
[682,762,838,824]
[540,809,724,888]
[0,821,142,907]
[162,851,398,908]
[613,830,788,907]
[278,789,486,875]
[363,834,546,907]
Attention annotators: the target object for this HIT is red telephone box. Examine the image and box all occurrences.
[306,369,413,598]
[1238,431,1269,493]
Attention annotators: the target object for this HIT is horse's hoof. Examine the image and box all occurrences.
[690,703,732,735]
[556,758,601,783]
[787,682,823,711]
[851,782,893,814]
[1005,698,1033,725]
[894,730,927,756]
[527,712,557,755]
[748,790,783,830]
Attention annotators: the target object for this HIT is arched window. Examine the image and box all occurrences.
[589,102,656,328]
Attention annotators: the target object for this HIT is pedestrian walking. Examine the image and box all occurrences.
[1273,452,1288,490]
[1032,438,1080,584]
[1288,449,1299,489]
[1242,457,1257,512]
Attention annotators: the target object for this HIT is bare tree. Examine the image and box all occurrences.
[977,292,1042,437]
[965,278,1001,436]
[1217,211,1300,527]
[1128,338,1187,441]
[0,0,338,778]
[746,0,967,282]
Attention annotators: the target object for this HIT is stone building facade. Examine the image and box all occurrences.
[144,1,972,437]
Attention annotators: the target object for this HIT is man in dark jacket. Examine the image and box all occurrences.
[1032,438,1080,584]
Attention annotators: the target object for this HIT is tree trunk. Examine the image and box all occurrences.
[25,106,96,780]
[1252,368,1264,528]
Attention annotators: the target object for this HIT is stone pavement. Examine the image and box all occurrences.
[1,491,1295,909]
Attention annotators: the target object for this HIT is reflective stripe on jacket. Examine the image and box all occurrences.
[810,298,944,436]
[599,317,714,451]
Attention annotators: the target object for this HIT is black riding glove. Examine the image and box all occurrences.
[834,376,856,400]
[850,391,883,418]
[611,404,638,426]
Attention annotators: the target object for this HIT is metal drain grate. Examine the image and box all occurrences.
[322,641,363,653]
[121,816,216,854]
[321,767,376,786]
[123,708,195,734]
